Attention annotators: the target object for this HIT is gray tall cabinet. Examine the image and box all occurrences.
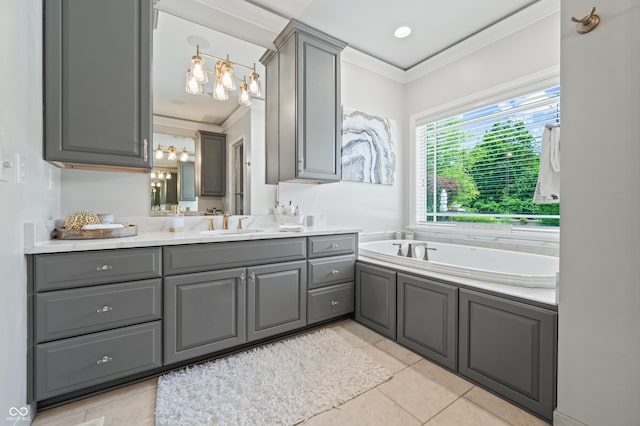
[261,20,347,183]
[44,0,152,170]
[196,131,226,197]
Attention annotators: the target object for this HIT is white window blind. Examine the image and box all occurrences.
[416,86,560,226]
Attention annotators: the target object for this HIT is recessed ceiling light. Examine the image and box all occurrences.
[394,26,411,39]
[186,35,210,49]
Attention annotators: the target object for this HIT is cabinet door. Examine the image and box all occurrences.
[247,261,307,342]
[44,0,152,169]
[164,268,246,364]
[260,50,279,185]
[355,263,396,339]
[178,162,196,201]
[196,131,226,197]
[459,289,557,421]
[397,274,457,370]
[296,33,341,181]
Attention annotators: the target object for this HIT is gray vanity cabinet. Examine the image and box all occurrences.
[459,289,557,421]
[164,268,246,364]
[247,261,307,342]
[178,162,196,201]
[196,131,226,197]
[264,20,346,183]
[355,263,397,339]
[397,274,458,370]
[44,0,152,169]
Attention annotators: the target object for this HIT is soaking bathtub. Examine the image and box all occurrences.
[359,240,558,289]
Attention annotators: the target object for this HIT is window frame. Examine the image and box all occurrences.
[408,68,560,237]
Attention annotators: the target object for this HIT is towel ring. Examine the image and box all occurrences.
[571,7,600,34]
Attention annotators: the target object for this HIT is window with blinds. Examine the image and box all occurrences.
[415,86,560,226]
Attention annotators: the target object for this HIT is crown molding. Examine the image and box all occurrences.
[341,47,407,84]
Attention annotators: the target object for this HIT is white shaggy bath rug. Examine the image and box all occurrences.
[155,328,391,425]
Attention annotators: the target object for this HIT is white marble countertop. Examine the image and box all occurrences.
[24,226,361,254]
[358,255,557,307]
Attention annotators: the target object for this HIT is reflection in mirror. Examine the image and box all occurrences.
[151,133,196,212]
[152,10,267,215]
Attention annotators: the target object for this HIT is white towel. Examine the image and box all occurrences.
[534,126,560,204]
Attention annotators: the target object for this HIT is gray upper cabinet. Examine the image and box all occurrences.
[459,289,557,421]
[397,274,457,370]
[262,20,347,183]
[44,0,152,170]
[355,263,396,339]
[196,131,226,197]
[178,162,196,201]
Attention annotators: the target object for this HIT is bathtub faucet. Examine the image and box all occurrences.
[414,243,437,261]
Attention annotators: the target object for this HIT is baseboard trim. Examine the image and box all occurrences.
[554,409,589,426]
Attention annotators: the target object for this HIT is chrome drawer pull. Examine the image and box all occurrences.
[330,244,339,248]
[97,265,113,271]
[330,269,340,274]
[96,355,113,365]
[97,306,113,313]
[331,300,340,306]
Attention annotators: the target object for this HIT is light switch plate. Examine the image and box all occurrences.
[15,153,25,184]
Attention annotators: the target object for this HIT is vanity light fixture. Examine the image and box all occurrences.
[155,145,190,162]
[185,45,262,106]
[167,146,177,161]
[179,148,189,162]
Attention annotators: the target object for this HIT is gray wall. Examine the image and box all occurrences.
[0,0,61,422]
[557,1,640,424]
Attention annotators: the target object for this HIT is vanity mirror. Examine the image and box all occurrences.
[152,10,267,215]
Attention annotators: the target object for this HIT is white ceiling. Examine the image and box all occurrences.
[152,0,551,125]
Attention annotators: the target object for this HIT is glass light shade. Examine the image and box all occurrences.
[185,70,202,95]
[155,146,164,159]
[150,171,157,179]
[165,172,172,179]
[179,148,189,162]
[167,146,177,161]
[248,71,262,97]
[156,182,162,187]
[238,81,252,106]
[221,61,236,91]
[213,75,228,101]
[190,55,208,83]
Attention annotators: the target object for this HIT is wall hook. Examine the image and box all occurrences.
[571,6,600,34]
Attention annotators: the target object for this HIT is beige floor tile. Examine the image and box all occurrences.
[412,359,474,396]
[378,365,461,422]
[84,389,156,426]
[425,398,510,425]
[374,338,423,365]
[333,320,385,348]
[31,410,86,426]
[361,344,408,374]
[305,389,420,426]
[464,387,550,426]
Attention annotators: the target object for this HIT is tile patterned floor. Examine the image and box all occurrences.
[32,320,549,426]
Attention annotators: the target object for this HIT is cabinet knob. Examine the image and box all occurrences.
[239,272,246,283]
[96,355,113,365]
[97,265,113,271]
[249,272,256,282]
[330,269,340,274]
[97,306,113,313]
[331,300,340,306]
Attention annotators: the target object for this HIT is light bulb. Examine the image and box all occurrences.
[248,71,262,97]
[165,172,171,179]
[190,55,208,83]
[221,61,236,91]
[155,146,164,159]
[185,69,202,94]
[167,146,177,161]
[156,182,162,187]
[238,80,252,106]
[213,74,228,101]
[150,171,157,179]
[180,148,189,162]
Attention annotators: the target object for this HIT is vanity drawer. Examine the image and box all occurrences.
[34,248,162,292]
[164,238,306,275]
[308,255,355,289]
[36,279,162,343]
[35,321,162,400]
[307,282,354,324]
[307,234,357,258]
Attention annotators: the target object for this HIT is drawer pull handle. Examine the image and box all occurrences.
[96,355,113,365]
[330,269,340,274]
[97,306,113,313]
[97,265,113,271]
[330,244,339,248]
[331,300,340,306]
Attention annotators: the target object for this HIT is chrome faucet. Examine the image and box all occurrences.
[413,243,437,261]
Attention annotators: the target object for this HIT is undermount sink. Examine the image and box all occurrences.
[200,229,263,235]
